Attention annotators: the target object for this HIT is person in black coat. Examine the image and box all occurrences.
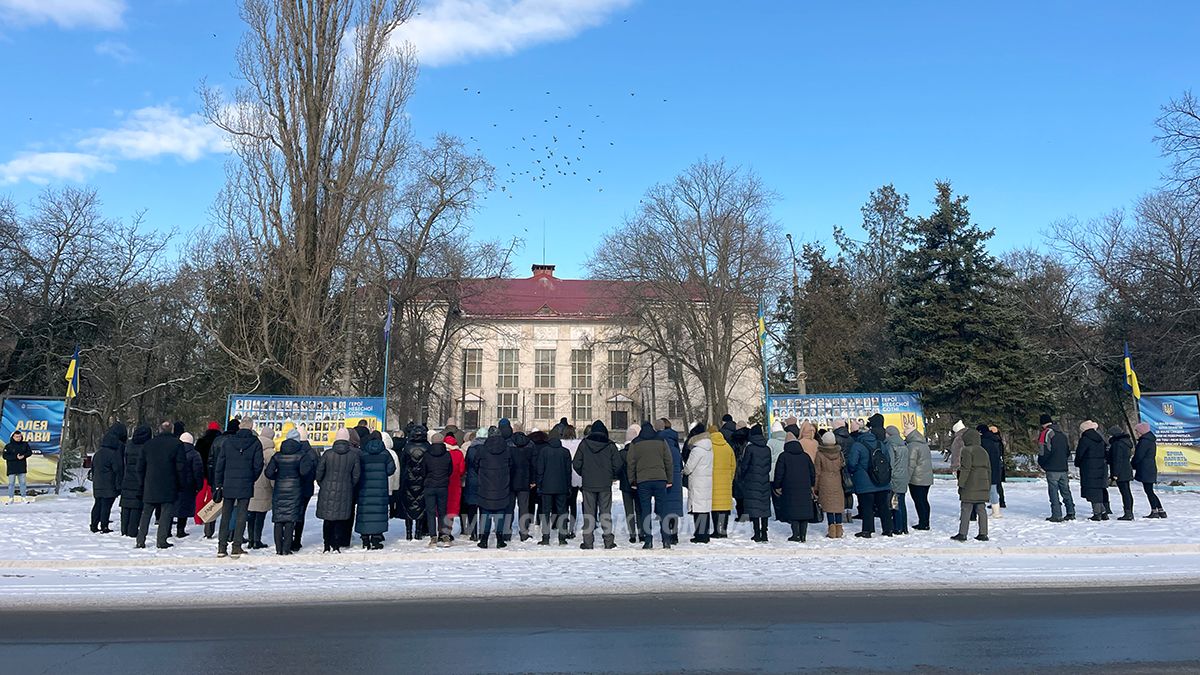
[420,436,453,545]
[504,421,535,542]
[535,437,572,545]
[136,422,186,549]
[264,432,317,555]
[474,431,515,549]
[119,425,152,537]
[4,431,32,501]
[399,425,430,540]
[730,426,750,521]
[356,432,397,549]
[1107,426,1135,520]
[1132,423,1165,518]
[292,429,320,551]
[978,425,1004,515]
[173,432,205,538]
[202,420,236,539]
[772,439,816,542]
[90,422,126,533]
[1074,421,1110,521]
[737,425,774,542]
[213,424,265,557]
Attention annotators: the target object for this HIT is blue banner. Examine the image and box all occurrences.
[768,392,926,434]
[1138,393,1200,474]
[1,397,66,485]
[225,395,387,450]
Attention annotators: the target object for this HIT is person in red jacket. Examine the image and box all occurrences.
[445,433,466,539]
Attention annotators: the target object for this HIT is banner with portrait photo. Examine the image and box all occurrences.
[225,395,387,450]
[1138,392,1200,475]
[0,397,66,485]
[768,392,926,435]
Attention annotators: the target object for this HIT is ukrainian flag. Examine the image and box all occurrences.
[1123,342,1141,400]
[65,346,79,399]
[757,303,768,347]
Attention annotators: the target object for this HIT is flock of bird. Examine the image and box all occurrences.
[459,86,670,219]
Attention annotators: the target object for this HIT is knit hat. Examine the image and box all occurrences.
[951,420,965,433]
[1039,414,1053,426]
[207,421,221,432]
[785,432,798,442]
[286,427,301,441]
[297,426,308,442]
[820,431,837,445]
[1107,426,1125,438]
[1134,422,1151,436]
[180,432,194,444]
[227,418,241,432]
[335,428,349,442]
[1079,420,1098,433]
[770,421,784,434]
[476,427,489,439]
[261,426,275,440]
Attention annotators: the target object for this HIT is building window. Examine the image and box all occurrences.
[463,348,482,388]
[497,349,519,388]
[668,399,686,419]
[572,393,592,422]
[534,393,556,421]
[497,392,518,421]
[535,349,556,388]
[607,349,630,389]
[571,349,593,389]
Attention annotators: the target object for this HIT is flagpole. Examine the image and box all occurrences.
[382,296,393,428]
[759,301,771,426]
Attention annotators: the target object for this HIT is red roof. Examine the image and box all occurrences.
[459,265,634,320]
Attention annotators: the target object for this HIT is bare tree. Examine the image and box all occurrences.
[200,0,418,394]
[588,158,784,420]
[1156,90,1200,192]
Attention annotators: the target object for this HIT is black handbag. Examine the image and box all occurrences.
[809,497,823,524]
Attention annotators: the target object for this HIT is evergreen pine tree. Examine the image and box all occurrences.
[887,182,1050,431]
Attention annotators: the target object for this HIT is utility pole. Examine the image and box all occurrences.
[785,234,808,395]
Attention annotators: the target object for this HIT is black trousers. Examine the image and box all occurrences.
[91,496,115,529]
[1142,482,1163,510]
[567,487,580,535]
[323,519,353,550]
[247,510,268,545]
[273,522,296,554]
[1116,480,1134,514]
[539,492,569,540]
[514,490,533,538]
[691,512,711,541]
[120,507,142,537]
[424,486,450,538]
[909,484,931,528]
[217,497,249,552]
[789,520,808,540]
[460,503,479,538]
[710,510,731,537]
[137,502,174,547]
[293,495,312,549]
[858,491,893,535]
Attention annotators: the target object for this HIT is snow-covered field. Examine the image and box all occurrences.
[1,480,1197,608]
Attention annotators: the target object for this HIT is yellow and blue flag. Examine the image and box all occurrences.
[65,346,79,399]
[757,302,768,347]
[1123,342,1141,400]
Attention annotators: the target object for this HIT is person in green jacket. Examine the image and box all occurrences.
[952,429,992,542]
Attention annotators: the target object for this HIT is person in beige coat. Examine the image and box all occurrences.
[246,426,276,549]
[798,421,819,463]
[814,431,847,538]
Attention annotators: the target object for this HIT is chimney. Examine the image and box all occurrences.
[531,263,556,278]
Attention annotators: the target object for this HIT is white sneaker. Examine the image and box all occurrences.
[991,504,1002,518]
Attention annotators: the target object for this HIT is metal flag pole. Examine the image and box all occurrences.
[758,301,771,426]
[383,295,394,426]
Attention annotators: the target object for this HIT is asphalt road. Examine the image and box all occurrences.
[5,586,1200,673]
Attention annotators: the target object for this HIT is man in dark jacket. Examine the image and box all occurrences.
[4,430,32,502]
[90,422,126,532]
[503,420,535,542]
[572,420,621,549]
[1037,414,1075,522]
[421,436,454,546]
[535,437,573,545]
[846,415,893,538]
[1132,422,1165,518]
[203,420,237,539]
[978,425,1004,519]
[474,430,515,549]
[400,425,430,540]
[136,422,186,549]
[214,421,265,557]
[174,432,205,538]
[627,421,674,549]
[1107,426,1136,520]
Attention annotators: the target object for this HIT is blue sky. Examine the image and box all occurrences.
[2,1,1197,278]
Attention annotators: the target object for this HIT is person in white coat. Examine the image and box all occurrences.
[382,432,401,517]
[683,428,714,544]
[766,422,786,480]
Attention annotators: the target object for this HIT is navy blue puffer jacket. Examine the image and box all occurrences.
[355,438,396,534]
[266,439,316,523]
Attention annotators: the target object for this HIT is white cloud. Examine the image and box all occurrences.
[393,0,633,67]
[94,39,134,62]
[0,152,113,184]
[0,0,126,30]
[79,106,229,161]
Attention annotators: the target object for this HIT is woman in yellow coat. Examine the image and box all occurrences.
[708,424,737,538]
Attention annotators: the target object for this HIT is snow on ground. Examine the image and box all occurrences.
[0,480,1197,608]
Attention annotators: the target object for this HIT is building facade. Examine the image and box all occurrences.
[433,264,763,442]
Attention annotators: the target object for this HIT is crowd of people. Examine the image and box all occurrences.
[74,409,1167,556]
